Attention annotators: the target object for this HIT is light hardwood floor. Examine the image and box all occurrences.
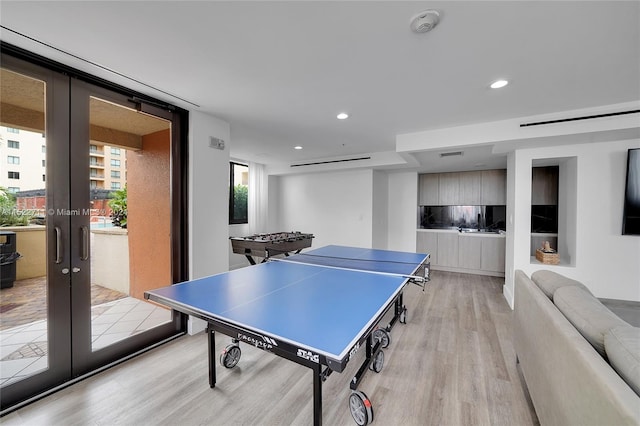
[2,271,538,426]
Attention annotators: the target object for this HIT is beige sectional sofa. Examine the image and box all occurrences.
[514,269,640,425]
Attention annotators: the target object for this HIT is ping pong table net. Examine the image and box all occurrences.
[269,252,430,289]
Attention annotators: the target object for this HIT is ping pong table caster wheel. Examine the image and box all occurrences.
[369,350,384,373]
[400,305,407,324]
[372,328,391,348]
[220,344,241,368]
[349,390,374,426]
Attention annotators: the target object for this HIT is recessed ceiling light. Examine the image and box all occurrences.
[294,146,303,150]
[337,113,349,120]
[490,79,509,89]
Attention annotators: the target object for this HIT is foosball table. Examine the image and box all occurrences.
[230,232,314,265]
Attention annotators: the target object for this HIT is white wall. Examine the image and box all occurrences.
[372,170,388,249]
[504,152,517,305]
[189,111,230,279]
[557,156,578,266]
[188,111,231,334]
[90,229,129,294]
[275,169,374,249]
[387,171,418,252]
[506,139,640,305]
[267,174,280,232]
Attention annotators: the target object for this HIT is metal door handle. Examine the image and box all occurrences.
[55,226,63,264]
[81,226,89,261]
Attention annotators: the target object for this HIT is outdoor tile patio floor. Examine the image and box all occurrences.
[0,279,171,386]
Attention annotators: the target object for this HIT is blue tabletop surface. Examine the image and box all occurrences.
[146,245,428,361]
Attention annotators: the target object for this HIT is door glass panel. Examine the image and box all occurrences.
[88,97,172,351]
[0,69,49,384]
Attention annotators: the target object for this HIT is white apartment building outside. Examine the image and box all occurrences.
[89,142,127,191]
[0,126,45,193]
[0,126,126,193]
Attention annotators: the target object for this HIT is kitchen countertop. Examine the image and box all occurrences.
[417,228,506,237]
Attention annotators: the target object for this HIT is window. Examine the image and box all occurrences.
[42,160,46,167]
[42,174,45,182]
[90,181,97,189]
[7,187,19,193]
[8,140,19,149]
[90,144,98,153]
[7,156,19,165]
[111,182,121,189]
[229,162,248,224]
[111,159,120,167]
[41,145,46,153]
[8,171,20,179]
[111,147,120,156]
[7,127,19,134]
[111,170,121,178]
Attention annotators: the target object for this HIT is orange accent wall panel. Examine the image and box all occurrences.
[127,129,171,300]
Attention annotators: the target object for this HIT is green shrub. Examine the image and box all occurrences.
[108,186,128,228]
[0,187,33,226]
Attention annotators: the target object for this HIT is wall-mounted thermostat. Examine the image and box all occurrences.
[209,137,225,150]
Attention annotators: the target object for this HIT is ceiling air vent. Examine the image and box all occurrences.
[520,109,639,127]
[291,157,371,168]
[439,151,463,158]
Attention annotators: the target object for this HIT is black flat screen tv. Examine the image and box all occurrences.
[622,148,640,235]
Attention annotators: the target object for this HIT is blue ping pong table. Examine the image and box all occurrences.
[145,245,430,426]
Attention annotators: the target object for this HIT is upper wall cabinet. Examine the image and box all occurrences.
[418,174,439,205]
[459,171,482,205]
[481,169,507,205]
[419,169,506,206]
[438,172,460,205]
[531,166,559,205]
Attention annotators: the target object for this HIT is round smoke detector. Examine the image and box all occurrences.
[410,10,440,33]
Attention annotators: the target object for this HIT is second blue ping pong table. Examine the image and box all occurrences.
[145,245,430,425]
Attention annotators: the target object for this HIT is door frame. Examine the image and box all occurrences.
[0,42,189,412]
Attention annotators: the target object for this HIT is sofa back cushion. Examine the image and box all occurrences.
[531,269,592,299]
[554,286,629,358]
[605,325,640,396]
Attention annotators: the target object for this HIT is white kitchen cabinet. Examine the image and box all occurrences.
[458,235,482,270]
[419,169,505,206]
[416,231,438,263]
[481,237,506,272]
[459,171,482,205]
[438,172,460,205]
[481,169,507,205]
[418,174,439,205]
[437,232,459,267]
[417,230,505,275]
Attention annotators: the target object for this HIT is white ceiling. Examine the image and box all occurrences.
[1,1,639,171]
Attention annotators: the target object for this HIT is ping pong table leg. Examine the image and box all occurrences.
[312,363,323,426]
[207,325,216,388]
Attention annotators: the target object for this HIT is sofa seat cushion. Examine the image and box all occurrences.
[554,286,629,357]
[605,325,640,396]
[531,270,592,299]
